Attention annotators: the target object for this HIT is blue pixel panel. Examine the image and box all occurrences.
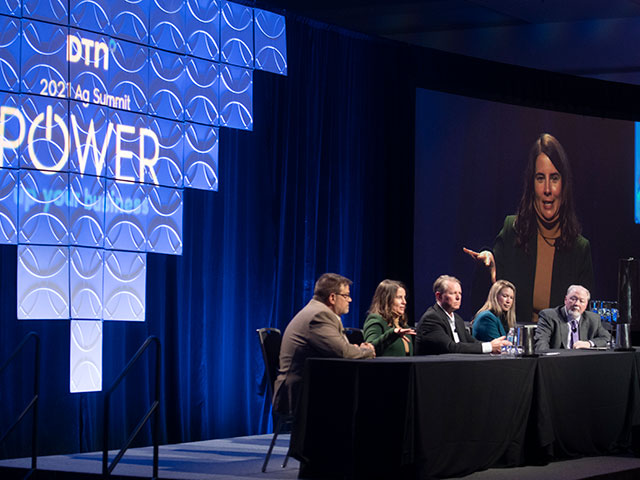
[69,101,111,177]
[109,39,149,114]
[185,0,220,61]
[103,249,146,321]
[68,29,110,106]
[17,244,69,319]
[147,185,182,254]
[254,9,287,76]
[220,0,253,68]
[20,95,69,172]
[0,93,23,168]
[150,0,186,53]
[0,168,17,243]
[106,109,149,184]
[70,246,104,319]
[21,20,68,96]
[149,49,185,120]
[70,319,103,392]
[109,0,149,44]
[219,64,252,130]
[70,0,110,34]
[104,179,148,251]
[69,172,105,247]
[149,116,184,188]
[0,0,20,16]
[18,169,69,245]
[22,0,69,26]
[184,57,218,125]
[0,16,21,92]
[184,123,218,190]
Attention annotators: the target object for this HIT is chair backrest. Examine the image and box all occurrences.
[257,328,282,399]
[344,327,364,345]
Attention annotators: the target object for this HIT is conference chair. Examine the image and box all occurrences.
[463,321,472,336]
[344,327,364,345]
[256,328,292,472]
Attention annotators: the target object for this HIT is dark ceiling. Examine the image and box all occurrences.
[260,0,640,86]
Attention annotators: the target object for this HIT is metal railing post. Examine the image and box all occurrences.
[0,332,40,476]
[102,336,161,479]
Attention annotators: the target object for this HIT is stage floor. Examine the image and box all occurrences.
[1,434,640,479]
[0,434,299,479]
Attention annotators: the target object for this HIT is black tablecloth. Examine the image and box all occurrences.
[290,350,640,479]
[532,350,640,457]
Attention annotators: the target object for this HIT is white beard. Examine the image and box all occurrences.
[566,309,581,322]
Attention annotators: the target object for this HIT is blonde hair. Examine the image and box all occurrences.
[474,280,516,329]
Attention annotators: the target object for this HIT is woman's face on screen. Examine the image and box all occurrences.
[533,153,562,222]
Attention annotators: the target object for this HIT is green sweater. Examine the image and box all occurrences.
[362,313,413,356]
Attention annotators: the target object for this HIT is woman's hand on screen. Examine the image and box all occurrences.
[463,247,496,283]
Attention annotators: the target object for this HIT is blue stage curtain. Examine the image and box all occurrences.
[0,16,414,457]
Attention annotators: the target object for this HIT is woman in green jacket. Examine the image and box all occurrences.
[363,279,415,356]
[465,133,593,323]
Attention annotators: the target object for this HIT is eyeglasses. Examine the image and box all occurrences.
[335,293,352,300]
[568,295,587,304]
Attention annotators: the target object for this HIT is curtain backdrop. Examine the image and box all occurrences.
[0,16,415,457]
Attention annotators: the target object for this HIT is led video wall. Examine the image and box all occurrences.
[0,0,287,391]
[414,88,635,321]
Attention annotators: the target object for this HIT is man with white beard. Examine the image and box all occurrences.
[534,285,610,352]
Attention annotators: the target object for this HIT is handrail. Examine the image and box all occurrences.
[0,332,40,475]
[103,336,161,479]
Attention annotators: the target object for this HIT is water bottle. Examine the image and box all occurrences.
[506,327,516,355]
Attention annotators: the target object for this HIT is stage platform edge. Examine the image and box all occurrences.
[2,434,640,480]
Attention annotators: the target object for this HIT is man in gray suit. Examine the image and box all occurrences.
[273,273,375,415]
[534,285,610,352]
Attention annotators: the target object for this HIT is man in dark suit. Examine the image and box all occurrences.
[415,275,509,355]
[273,273,375,415]
[534,285,610,352]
